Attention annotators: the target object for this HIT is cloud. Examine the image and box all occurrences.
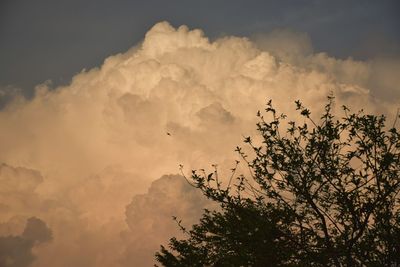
[123,174,213,266]
[0,217,52,267]
[22,217,52,244]
[0,21,398,266]
[253,29,314,62]
[0,164,43,222]
[0,86,24,110]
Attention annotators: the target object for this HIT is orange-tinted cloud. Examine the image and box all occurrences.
[0,21,399,266]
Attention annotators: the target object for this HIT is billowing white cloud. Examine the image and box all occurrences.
[0,21,398,266]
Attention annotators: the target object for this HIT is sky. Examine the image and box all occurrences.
[1,0,399,95]
[0,1,400,267]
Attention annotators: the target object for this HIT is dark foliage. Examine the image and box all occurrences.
[156,96,400,267]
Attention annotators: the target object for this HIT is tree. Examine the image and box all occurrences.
[155,96,400,266]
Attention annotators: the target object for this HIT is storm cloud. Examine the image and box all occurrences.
[0,22,399,266]
[0,217,52,267]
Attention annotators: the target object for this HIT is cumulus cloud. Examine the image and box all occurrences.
[123,174,213,266]
[0,21,399,266]
[0,86,24,110]
[0,217,52,267]
[22,217,52,244]
[253,29,314,62]
[0,164,43,222]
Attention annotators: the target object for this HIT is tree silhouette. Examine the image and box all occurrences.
[156,96,400,266]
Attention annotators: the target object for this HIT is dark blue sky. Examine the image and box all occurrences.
[1,0,399,95]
